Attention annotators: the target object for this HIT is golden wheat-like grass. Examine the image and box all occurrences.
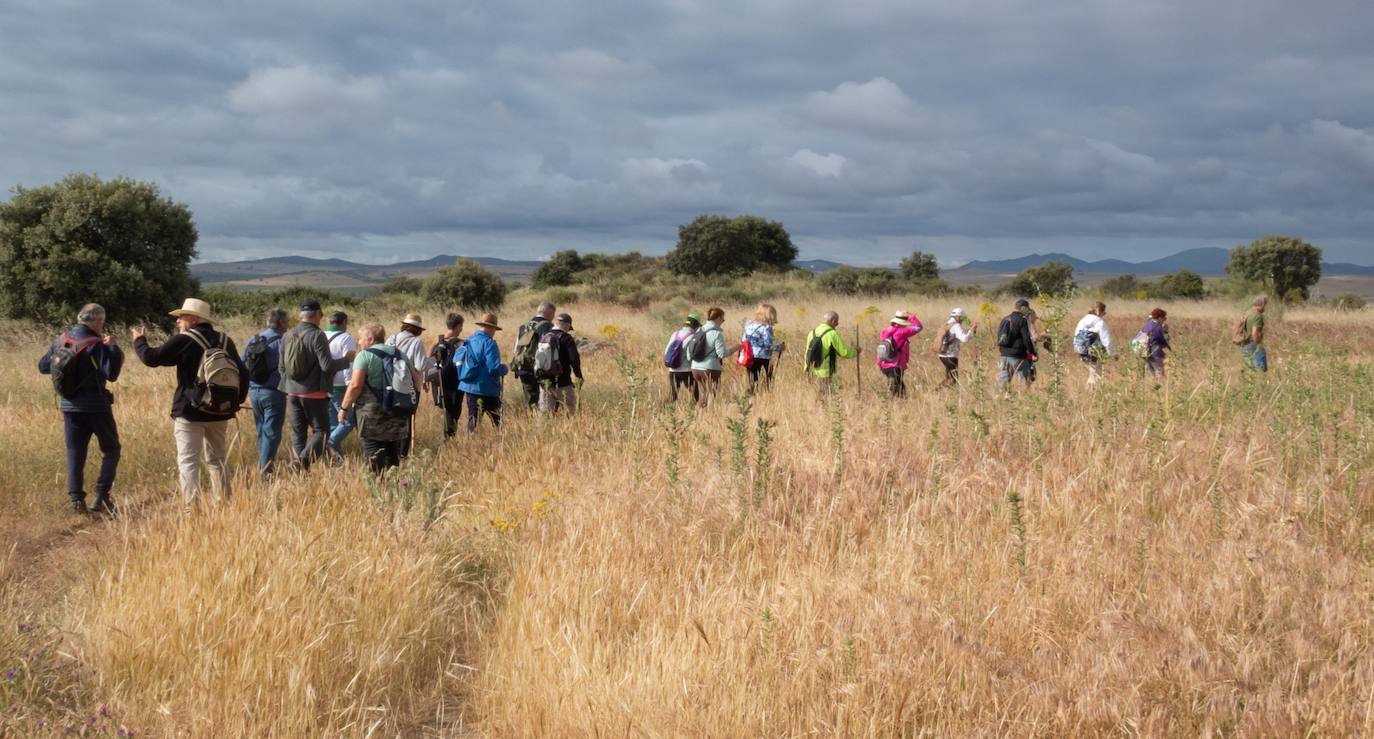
[2,296,1373,737]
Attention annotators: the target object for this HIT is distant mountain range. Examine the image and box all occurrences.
[192,248,1374,292]
[950,247,1374,277]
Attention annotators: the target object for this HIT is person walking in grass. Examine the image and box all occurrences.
[512,302,556,410]
[386,314,432,460]
[536,313,584,414]
[279,298,353,471]
[429,313,467,439]
[132,298,248,511]
[325,311,357,458]
[742,303,782,391]
[338,322,421,474]
[875,310,923,398]
[1239,295,1269,373]
[996,299,1037,389]
[664,314,701,403]
[936,308,977,387]
[1135,307,1171,383]
[804,310,859,396]
[689,307,740,404]
[38,303,124,514]
[459,313,509,432]
[1073,301,1114,386]
[241,307,289,477]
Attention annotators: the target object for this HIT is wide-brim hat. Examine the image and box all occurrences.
[890,311,912,327]
[474,313,503,330]
[169,298,213,322]
[400,313,425,331]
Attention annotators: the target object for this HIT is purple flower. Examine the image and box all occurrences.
[99,704,110,717]
[3,671,14,681]
[401,479,410,488]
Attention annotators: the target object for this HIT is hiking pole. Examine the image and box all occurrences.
[854,326,861,397]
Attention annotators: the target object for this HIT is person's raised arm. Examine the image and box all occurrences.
[131,328,184,367]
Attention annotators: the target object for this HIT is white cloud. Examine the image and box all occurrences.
[228,65,386,116]
[788,149,846,177]
[1307,119,1374,169]
[803,77,926,137]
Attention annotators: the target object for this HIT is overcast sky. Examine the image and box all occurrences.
[2,0,1372,266]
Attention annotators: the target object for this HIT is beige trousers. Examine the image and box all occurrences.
[538,384,578,414]
[174,418,231,507]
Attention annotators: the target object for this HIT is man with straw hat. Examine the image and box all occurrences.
[458,313,509,432]
[386,313,434,459]
[133,297,249,511]
[279,298,354,471]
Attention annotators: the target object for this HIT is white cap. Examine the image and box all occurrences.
[949,307,966,318]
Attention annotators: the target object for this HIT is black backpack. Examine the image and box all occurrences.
[243,334,273,385]
[688,327,715,362]
[49,334,101,399]
[996,316,1016,349]
[806,327,834,369]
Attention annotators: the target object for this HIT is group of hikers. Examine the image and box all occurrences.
[37,292,1271,516]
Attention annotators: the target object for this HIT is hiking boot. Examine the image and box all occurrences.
[71,498,89,514]
[91,495,117,516]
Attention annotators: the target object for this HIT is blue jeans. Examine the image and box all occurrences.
[250,386,286,474]
[998,356,1033,386]
[1241,342,1268,372]
[329,388,356,451]
[63,411,121,501]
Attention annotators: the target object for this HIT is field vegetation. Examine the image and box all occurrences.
[3,293,1373,736]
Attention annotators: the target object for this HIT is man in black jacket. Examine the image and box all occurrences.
[133,298,249,511]
[997,298,1038,388]
[537,313,584,414]
[38,303,124,514]
[278,299,353,470]
[512,302,555,409]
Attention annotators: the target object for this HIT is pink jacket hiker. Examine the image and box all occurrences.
[876,321,923,371]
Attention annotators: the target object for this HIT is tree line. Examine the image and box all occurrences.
[0,174,1345,324]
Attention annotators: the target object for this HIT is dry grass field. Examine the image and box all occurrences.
[2,295,1373,737]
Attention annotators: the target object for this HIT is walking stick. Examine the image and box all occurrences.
[854,326,861,397]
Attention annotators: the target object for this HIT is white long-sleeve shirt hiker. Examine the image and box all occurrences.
[1074,314,1114,355]
[326,328,356,390]
[938,319,975,359]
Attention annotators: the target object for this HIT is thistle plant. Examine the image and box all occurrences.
[753,419,776,509]
[1006,491,1028,581]
[830,390,846,484]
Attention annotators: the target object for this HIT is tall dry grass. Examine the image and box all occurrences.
[3,296,1374,736]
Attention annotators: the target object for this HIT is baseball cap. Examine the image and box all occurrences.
[1014,298,1030,309]
[299,298,322,313]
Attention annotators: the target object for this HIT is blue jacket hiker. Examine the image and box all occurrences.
[37,305,124,514]
[458,313,509,431]
[240,309,289,476]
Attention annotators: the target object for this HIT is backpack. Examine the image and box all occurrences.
[1231,315,1250,345]
[663,331,686,369]
[938,327,958,356]
[806,327,834,370]
[281,328,315,382]
[735,338,754,368]
[688,327,716,362]
[243,333,274,385]
[534,331,564,380]
[513,318,548,373]
[49,334,101,399]
[876,334,898,363]
[365,347,418,417]
[1073,329,1100,357]
[996,316,1016,349]
[184,330,242,416]
[1129,331,1153,358]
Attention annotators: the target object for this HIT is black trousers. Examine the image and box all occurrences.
[287,395,331,469]
[63,411,121,502]
[881,367,906,398]
[668,372,697,403]
[361,436,401,474]
[442,389,466,438]
[940,356,960,385]
[747,358,773,390]
[466,394,502,432]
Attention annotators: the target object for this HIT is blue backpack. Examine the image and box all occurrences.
[663,332,686,368]
[364,347,418,417]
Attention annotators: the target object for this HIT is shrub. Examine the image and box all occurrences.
[200,286,362,319]
[1332,293,1367,312]
[1153,270,1207,300]
[666,215,797,277]
[1006,261,1076,297]
[531,250,586,289]
[379,276,423,295]
[421,259,508,310]
[816,266,902,296]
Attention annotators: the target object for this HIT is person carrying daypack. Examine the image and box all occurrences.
[337,322,420,474]
[278,299,354,471]
[996,299,1037,389]
[689,307,740,404]
[536,313,584,414]
[742,303,783,392]
[38,303,125,515]
[512,302,555,410]
[133,298,249,512]
[663,314,701,403]
[936,307,977,387]
[803,310,859,396]
[386,314,433,461]
[325,311,358,458]
[430,313,467,439]
[1073,301,1114,386]
[241,307,289,477]
[1135,307,1171,383]
[875,310,923,398]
